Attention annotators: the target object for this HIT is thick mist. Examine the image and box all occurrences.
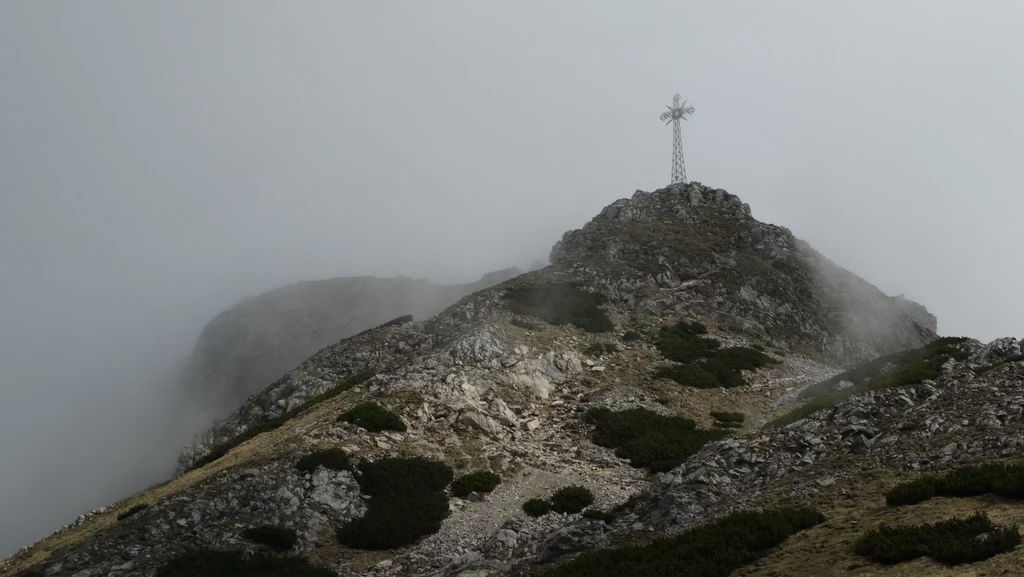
[3,1,1024,558]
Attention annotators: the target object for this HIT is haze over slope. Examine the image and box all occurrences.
[3,0,1024,561]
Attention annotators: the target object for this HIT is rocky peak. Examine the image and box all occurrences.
[5,183,988,577]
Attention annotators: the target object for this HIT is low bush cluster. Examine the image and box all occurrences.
[581,508,616,523]
[522,498,552,517]
[539,507,825,577]
[504,283,613,333]
[337,457,453,550]
[621,330,643,342]
[295,448,351,474]
[155,549,334,577]
[772,337,970,428]
[521,486,594,517]
[242,525,298,552]
[654,320,778,389]
[583,342,618,357]
[451,471,501,498]
[585,407,726,472]
[338,402,406,433]
[854,513,1020,566]
[378,314,413,328]
[886,462,1024,507]
[187,370,375,471]
[550,486,595,514]
[116,503,149,521]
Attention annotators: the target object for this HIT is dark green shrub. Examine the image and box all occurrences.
[451,471,501,498]
[854,513,1020,566]
[550,486,594,514]
[713,421,743,429]
[15,569,44,577]
[116,503,149,521]
[585,408,726,473]
[242,525,298,552]
[539,507,825,577]
[187,370,375,471]
[710,347,779,371]
[622,330,643,342]
[504,283,613,333]
[584,342,618,357]
[656,324,720,363]
[339,402,406,433]
[654,364,719,388]
[511,317,544,331]
[710,411,745,424]
[155,549,334,577]
[523,498,552,517]
[296,449,351,474]
[337,457,454,550]
[886,463,1024,507]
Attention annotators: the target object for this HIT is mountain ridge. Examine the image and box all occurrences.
[9,183,1018,577]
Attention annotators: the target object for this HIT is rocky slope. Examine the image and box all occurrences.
[181,269,521,414]
[11,182,1018,577]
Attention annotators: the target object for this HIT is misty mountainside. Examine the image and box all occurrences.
[9,183,1024,577]
[182,269,522,414]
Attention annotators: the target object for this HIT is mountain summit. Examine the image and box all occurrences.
[9,183,1022,577]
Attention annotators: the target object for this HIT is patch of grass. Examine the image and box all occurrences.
[584,342,618,357]
[511,317,544,331]
[296,449,351,474]
[155,549,334,577]
[116,503,149,521]
[187,370,376,471]
[886,463,1024,507]
[339,402,406,433]
[550,486,595,514]
[337,457,454,550]
[450,471,501,498]
[242,525,298,552]
[539,507,825,577]
[523,498,552,518]
[772,338,970,427]
[854,513,1020,566]
[585,408,726,473]
[622,330,643,342]
[504,283,613,333]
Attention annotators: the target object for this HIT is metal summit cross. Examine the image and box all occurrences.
[659,94,695,185]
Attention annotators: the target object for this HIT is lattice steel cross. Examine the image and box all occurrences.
[659,94,695,185]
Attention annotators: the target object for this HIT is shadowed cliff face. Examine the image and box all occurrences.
[180,268,522,415]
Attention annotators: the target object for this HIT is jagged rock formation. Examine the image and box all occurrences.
[12,183,1007,577]
[181,269,522,413]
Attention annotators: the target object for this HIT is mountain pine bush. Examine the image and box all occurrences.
[338,402,406,433]
[585,407,725,472]
[522,498,552,517]
[854,513,1020,565]
[295,448,351,474]
[655,320,778,388]
[550,486,594,514]
[886,463,1024,506]
[539,507,825,577]
[451,471,501,498]
[337,457,453,550]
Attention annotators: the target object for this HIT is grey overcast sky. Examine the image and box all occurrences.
[1,0,1023,556]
